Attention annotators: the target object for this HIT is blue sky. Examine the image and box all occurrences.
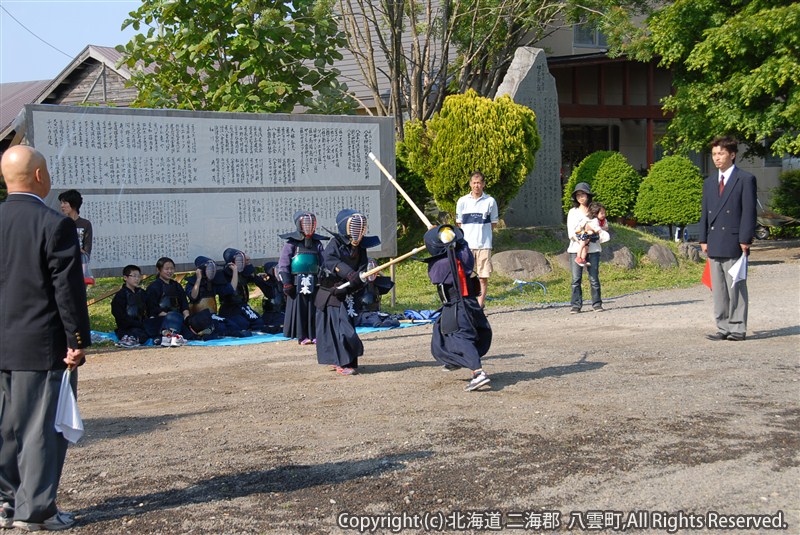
[0,0,142,83]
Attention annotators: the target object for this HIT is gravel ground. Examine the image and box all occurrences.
[45,240,799,534]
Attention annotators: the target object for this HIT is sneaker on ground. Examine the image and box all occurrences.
[570,307,581,314]
[0,502,13,529]
[299,338,312,345]
[593,306,604,312]
[160,334,173,347]
[13,510,75,531]
[335,366,355,376]
[170,334,186,347]
[123,335,140,348]
[464,371,491,392]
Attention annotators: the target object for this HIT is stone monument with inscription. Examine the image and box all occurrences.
[495,47,562,227]
[23,104,396,276]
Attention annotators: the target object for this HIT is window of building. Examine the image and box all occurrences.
[573,23,608,49]
[764,138,783,167]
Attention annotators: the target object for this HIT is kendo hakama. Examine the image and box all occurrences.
[424,226,492,371]
[314,210,379,374]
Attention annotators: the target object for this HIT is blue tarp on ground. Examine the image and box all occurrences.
[92,319,433,348]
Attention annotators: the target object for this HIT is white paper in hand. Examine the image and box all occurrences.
[728,254,748,289]
[54,369,84,444]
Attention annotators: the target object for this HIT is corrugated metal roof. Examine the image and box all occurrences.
[0,80,51,136]
[0,44,152,141]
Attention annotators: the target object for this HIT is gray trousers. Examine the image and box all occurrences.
[0,370,74,523]
[709,256,748,335]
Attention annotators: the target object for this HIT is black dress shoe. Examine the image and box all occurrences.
[727,333,746,341]
[706,332,728,341]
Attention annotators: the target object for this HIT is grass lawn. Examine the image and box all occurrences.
[86,224,704,335]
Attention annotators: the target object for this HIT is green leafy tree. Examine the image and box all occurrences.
[401,89,539,215]
[562,151,615,215]
[395,142,431,235]
[591,153,641,219]
[770,169,800,219]
[593,0,800,157]
[634,155,703,233]
[116,0,354,113]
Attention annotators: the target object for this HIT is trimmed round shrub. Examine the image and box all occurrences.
[634,155,703,226]
[401,89,540,215]
[591,153,641,219]
[562,151,615,214]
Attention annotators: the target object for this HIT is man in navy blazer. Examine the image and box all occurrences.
[0,145,91,530]
[699,136,757,342]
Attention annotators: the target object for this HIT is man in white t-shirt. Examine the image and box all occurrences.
[456,171,499,308]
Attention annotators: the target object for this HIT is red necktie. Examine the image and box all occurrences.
[719,176,725,196]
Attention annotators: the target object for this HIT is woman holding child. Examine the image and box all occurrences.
[566,182,608,314]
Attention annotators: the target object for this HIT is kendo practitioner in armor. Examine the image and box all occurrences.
[110,264,149,347]
[183,255,242,340]
[218,248,270,334]
[145,256,191,346]
[315,209,380,376]
[278,211,328,345]
[423,224,492,391]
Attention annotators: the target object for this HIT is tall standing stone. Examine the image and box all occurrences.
[496,47,562,227]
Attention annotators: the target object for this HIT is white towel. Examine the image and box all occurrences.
[728,254,748,288]
[54,369,84,444]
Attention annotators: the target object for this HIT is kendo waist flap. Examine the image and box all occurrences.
[293,272,318,294]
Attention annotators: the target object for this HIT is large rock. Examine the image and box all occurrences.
[596,244,636,269]
[647,244,678,268]
[553,251,572,271]
[678,242,702,262]
[554,245,635,270]
[492,250,552,280]
[608,246,636,269]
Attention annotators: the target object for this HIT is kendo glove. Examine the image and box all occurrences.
[283,283,296,298]
[345,270,366,289]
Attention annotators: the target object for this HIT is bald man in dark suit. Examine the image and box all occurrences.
[0,145,91,530]
[699,136,757,342]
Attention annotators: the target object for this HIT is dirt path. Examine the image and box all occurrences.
[53,240,799,534]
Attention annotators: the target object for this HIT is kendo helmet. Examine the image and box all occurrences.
[194,255,217,280]
[423,224,463,257]
[336,209,368,246]
[293,211,317,239]
[223,248,246,273]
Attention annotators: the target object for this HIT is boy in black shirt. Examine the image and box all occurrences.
[111,265,149,347]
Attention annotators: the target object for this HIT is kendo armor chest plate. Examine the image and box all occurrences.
[291,250,319,274]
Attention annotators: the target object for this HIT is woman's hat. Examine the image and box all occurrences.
[571,182,594,203]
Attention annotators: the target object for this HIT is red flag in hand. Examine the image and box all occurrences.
[701,259,712,290]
